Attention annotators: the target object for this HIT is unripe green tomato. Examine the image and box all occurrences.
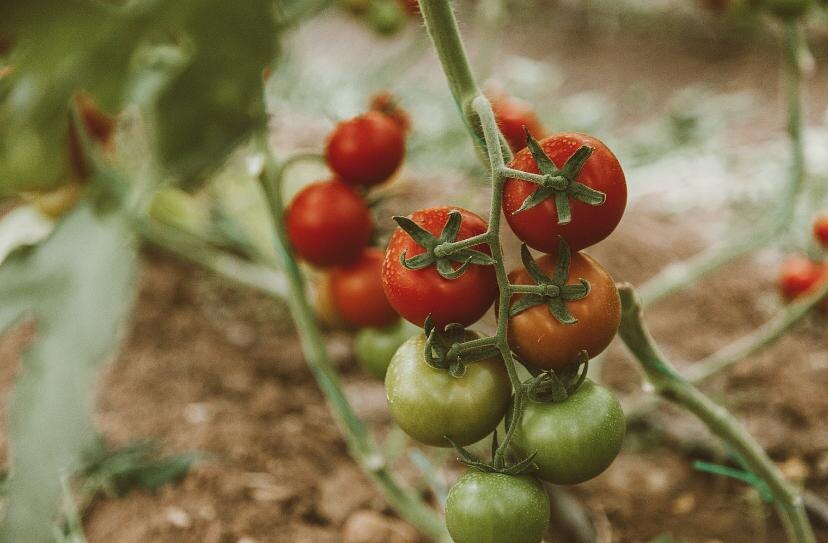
[365,0,406,35]
[384,334,511,447]
[445,472,550,543]
[354,320,419,379]
[512,379,625,485]
[761,0,812,17]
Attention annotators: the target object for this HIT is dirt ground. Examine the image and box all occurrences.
[3,5,828,543]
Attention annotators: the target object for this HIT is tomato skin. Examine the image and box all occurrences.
[384,334,511,447]
[445,472,550,543]
[354,319,420,379]
[313,273,354,330]
[512,379,625,485]
[382,207,498,327]
[325,111,405,187]
[506,251,620,370]
[813,216,828,249]
[503,133,627,254]
[490,94,545,152]
[286,180,373,268]
[330,248,400,328]
[777,255,828,311]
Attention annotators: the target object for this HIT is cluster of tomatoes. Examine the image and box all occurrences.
[378,110,628,541]
[777,216,828,311]
[285,95,423,378]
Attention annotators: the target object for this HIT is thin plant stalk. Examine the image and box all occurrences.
[256,140,451,543]
[617,283,816,543]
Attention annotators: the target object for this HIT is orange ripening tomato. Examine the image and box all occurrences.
[329,248,400,328]
[506,251,621,370]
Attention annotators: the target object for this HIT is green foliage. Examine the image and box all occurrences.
[80,438,202,499]
[0,202,138,542]
[0,0,280,195]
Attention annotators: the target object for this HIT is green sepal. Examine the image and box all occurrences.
[509,241,591,324]
[513,132,606,226]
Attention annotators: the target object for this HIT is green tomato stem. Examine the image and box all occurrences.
[617,284,816,543]
[256,137,451,543]
[418,0,512,163]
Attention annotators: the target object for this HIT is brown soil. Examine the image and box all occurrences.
[3,4,828,543]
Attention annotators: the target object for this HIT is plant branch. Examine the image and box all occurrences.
[617,283,815,543]
[256,137,450,543]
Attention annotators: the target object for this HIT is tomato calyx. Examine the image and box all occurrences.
[445,433,539,476]
[512,131,606,225]
[509,239,591,324]
[524,351,590,403]
[423,316,499,377]
[393,209,495,280]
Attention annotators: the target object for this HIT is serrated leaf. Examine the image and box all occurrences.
[0,202,137,542]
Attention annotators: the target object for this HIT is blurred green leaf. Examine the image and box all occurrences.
[81,439,202,499]
[0,202,137,542]
[0,0,280,195]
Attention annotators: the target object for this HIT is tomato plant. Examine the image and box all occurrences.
[285,180,373,268]
[503,133,627,254]
[325,111,406,187]
[506,242,621,370]
[354,319,419,378]
[512,379,625,485]
[445,472,550,543]
[329,248,399,328]
[384,333,511,447]
[382,207,498,327]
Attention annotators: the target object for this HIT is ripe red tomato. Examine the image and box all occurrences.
[502,133,627,254]
[490,93,545,152]
[329,248,400,328]
[325,111,405,187]
[506,250,621,370]
[286,180,373,268]
[813,216,828,249]
[777,255,828,310]
[382,207,498,327]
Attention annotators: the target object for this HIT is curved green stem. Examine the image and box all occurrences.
[256,139,450,543]
[617,284,815,543]
[639,19,807,308]
[418,0,511,162]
